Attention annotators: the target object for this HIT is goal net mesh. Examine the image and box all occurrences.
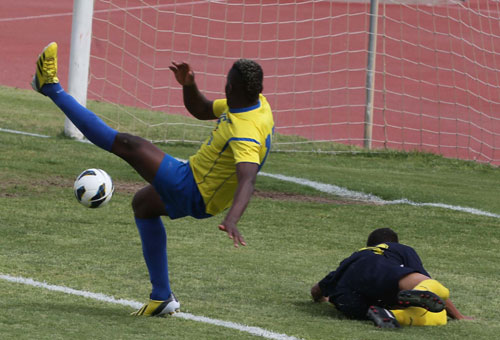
[88,0,500,165]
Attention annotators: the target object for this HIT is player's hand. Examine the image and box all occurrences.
[169,61,195,86]
[218,223,246,248]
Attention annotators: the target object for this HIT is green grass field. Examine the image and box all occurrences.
[1,86,499,339]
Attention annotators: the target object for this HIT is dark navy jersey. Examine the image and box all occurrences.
[369,242,429,277]
[318,242,430,316]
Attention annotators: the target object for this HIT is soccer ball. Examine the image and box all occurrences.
[73,168,114,208]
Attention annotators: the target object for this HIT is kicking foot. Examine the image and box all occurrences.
[32,42,59,94]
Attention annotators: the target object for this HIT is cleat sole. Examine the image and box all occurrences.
[397,290,445,313]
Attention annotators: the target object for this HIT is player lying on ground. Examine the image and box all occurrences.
[311,228,472,328]
[32,42,274,316]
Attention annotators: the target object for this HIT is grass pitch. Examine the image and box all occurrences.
[1,86,499,339]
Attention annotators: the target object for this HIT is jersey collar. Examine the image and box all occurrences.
[229,100,261,113]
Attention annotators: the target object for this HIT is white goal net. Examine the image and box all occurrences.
[87,0,500,165]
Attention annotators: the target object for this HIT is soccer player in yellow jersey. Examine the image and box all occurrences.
[32,42,274,316]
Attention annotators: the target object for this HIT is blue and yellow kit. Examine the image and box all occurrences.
[189,94,274,216]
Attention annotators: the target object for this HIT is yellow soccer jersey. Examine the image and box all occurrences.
[189,94,274,216]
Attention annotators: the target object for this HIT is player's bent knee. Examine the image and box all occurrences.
[132,190,151,218]
[132,186,167,219]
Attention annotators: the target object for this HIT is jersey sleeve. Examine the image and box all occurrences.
[212,99,227,118]
[230,139,261,164]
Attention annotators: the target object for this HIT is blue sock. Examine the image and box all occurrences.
[43,83,117,151]
[135,217,172,301]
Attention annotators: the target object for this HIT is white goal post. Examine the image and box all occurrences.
[65,0,94,140]
[68,0,500,166]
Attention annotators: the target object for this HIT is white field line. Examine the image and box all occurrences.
[0,274,302,340]
[259,172,500,219]
[0,128,50,138]
[2,127,499,219]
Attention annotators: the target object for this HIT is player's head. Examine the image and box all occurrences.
[226,59,263,106]
[366,228,399,246]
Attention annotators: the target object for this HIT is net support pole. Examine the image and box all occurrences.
[65,0,94,139]
[363,0,379,149]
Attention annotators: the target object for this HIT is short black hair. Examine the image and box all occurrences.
[366,228,399,246]
[231,59,263,101]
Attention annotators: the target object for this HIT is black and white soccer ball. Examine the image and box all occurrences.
[73,168,114,208]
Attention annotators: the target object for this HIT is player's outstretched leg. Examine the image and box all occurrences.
[32,42,117,151]
[34,43,178,317]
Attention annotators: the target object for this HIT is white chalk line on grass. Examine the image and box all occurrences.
[0,274,302,340]
[258,172,500,219]
[0,128,50,138]
[2,127,499,219]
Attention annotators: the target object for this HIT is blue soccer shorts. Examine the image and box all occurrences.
[152,154,212,220]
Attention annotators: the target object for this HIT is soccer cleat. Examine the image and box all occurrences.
[131,293,180,317]
[367,305,401,329]
[31,42,59,94]
[397,289,445,313]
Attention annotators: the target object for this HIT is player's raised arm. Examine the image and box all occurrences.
[169,62,216,120]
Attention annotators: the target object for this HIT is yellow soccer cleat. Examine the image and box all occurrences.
[131,293,180,317]
[31,42,59,94]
